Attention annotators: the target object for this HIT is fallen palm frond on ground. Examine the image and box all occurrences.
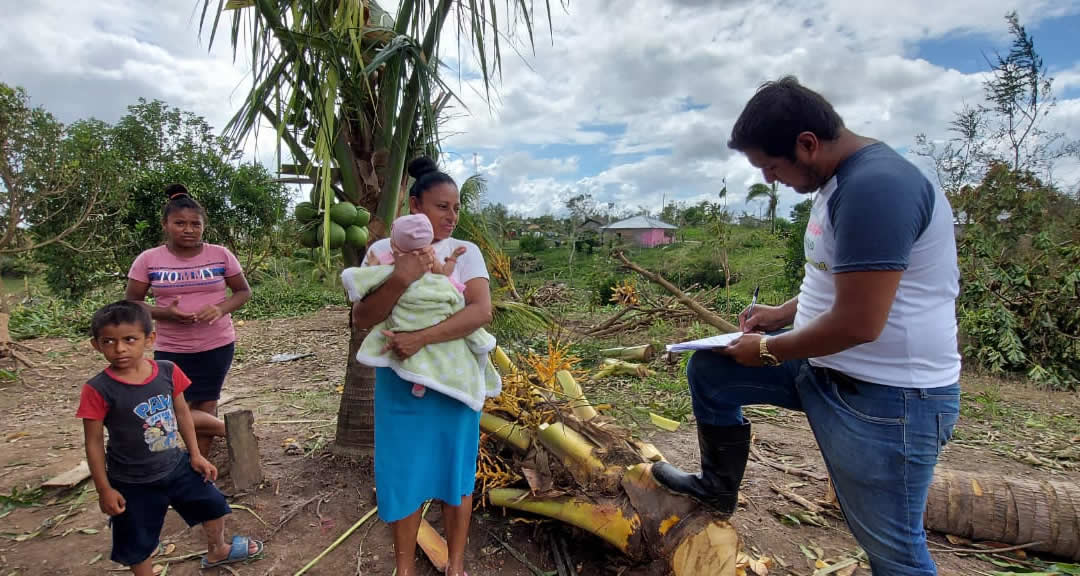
[470,337,740,575]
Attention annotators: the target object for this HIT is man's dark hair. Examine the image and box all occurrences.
[728,76,845,160]
[90,300,153,339]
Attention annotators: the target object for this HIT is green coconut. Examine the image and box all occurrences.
[299,225,320,248]
[329,202,358,227]
[354,206,371,227]
[294,201,319,224]
[310,187,336,207]
[318,222,347,249]
[346,225,369,249]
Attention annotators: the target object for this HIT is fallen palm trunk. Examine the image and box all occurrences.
[480,412,532,453]
[484,346,738,575]
[489,464,738,574]
[416,517,448,572]
[593,358,656,379]
[556,370,598,421]
[925,468,1080,561]
[599,344,656,362]
[615,251,738,333]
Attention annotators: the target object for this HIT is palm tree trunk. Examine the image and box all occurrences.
[333,314,376,456]
[333,244,376,455]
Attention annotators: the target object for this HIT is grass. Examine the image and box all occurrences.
[500,225,792,427]
[9,256,344,342]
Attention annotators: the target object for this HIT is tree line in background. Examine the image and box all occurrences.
[0,85,291,300]
[0,10,1076,391]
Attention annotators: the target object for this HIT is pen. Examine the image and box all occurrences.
[747,286,759,329]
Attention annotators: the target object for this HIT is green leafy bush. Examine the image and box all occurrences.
[781,199,813,295]
[953,165,1080,389]
[519,235,548,253]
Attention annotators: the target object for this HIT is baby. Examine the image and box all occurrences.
[366,214,467,294]
[366,214,467,397]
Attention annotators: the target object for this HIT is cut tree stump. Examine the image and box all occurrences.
[42,460,90,488]
[224,410,263,491]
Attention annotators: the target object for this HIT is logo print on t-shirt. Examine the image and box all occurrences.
[148,267,226,284]
[134,394,180,453]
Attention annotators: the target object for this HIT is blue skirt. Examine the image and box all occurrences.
[374,367,481,523]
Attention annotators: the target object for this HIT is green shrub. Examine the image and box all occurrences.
[588,272,626,306]
[781,199,813,296]
[954,165,1080,389]
[519,235,548,253]
[10,265,344,341]
[235,275,344,321]
[11,291,114,340]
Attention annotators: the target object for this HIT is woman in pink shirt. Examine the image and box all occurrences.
[125,184,252,457]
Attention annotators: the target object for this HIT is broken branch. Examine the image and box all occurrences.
[615,251,738,333]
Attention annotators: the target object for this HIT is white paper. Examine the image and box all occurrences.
[665,332,743,352]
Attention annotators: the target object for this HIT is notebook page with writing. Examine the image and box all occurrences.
[665,332,743,353]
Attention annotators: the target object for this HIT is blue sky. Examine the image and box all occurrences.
[1,1,1078,220]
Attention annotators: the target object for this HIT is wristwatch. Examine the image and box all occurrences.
[759,336,780,366]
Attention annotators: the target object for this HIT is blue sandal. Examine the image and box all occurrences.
[201,535,264,569]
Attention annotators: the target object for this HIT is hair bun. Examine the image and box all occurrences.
[164,183,190,199]
[407,157,439,180]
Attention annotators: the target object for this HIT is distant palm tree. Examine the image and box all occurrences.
[747,182,779,233]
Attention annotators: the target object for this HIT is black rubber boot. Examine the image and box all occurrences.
[651,420,751,515]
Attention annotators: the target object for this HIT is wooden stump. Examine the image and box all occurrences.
[224,410,263,491]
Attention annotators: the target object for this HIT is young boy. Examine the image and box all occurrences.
[77,301,263,574]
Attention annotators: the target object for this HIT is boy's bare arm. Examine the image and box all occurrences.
[83,420,125,516]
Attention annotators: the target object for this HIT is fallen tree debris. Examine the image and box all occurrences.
[293,506,378,576]
[42,461,90,488]
[615,251,738,333]
[599,344,655,362]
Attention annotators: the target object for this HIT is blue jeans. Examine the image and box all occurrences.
[687,351,960,576]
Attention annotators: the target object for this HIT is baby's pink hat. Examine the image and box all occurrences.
[391,214,434,252]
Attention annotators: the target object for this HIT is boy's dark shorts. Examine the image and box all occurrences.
[155,342,235,405]
[108,453,231,566]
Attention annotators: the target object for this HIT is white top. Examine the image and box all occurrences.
[794,143,961,389]
[363,236,489,286]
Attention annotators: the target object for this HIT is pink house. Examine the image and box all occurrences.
[601,215,677,248]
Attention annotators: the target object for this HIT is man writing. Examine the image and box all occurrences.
[652,76,961,576]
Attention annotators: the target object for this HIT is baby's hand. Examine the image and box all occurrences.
[437,246,467,276]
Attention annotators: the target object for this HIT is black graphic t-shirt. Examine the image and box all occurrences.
[76,360,191,484]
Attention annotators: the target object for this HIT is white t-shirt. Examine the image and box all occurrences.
[794,143,961,389]
[362,236,489,287]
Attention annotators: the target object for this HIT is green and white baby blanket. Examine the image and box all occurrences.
[341,265,501,411]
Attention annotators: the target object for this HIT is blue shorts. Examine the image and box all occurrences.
[155,342,235,405]
[108,453,231,566]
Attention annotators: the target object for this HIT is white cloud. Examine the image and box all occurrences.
[2,0,1077,217]
[434,0,1080,216]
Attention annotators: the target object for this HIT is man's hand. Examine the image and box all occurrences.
[739,304,788,333]
[164,297,196,324]
[195,305,224,325]
[720,333,765,367]
[99,487,126,516]
[381,330,428,360]
[190,455,218,482]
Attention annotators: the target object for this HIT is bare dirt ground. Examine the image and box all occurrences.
[1,307,1078,575]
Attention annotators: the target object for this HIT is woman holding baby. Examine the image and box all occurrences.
[350,156,492,576]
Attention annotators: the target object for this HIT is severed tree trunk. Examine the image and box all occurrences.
[476,352,739,575]
[925,469,1080,561]
[333,320,376,456]
[332,242,377,456]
